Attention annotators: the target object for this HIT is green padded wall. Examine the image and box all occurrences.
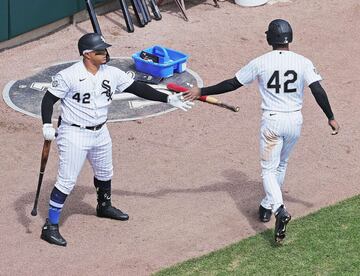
[0,0,9,42]
[2,0,111,41]
[77,0,110,12]
[9,0,78,37]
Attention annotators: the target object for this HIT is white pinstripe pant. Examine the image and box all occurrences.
[259,110,302,213]
[54,124,113,195]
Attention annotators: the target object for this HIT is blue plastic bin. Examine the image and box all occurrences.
[132,45,189,78]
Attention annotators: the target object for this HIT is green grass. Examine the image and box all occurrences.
[155,195,360,276]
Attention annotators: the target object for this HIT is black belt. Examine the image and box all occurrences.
[71,121,106,131]
[58,116,106,131]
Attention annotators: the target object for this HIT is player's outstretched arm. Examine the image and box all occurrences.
[184,77,243,101]
[124,81,194,111]
[125,81,168,102]
[309,81,340,135]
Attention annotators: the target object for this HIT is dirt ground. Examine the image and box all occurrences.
[1,0,359,275]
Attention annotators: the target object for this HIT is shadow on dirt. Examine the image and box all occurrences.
[16,169,313,245]
[117,169,273,243]
[15,179,97,233]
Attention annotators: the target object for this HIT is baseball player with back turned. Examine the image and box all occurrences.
[40,33,194,246]
[184,19,340,243]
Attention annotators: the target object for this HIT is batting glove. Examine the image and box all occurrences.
[167,93,195,111]
[42,123,56,141]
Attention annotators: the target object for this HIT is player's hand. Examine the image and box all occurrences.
[42,123,56,140]
[328,119,340,135]
[183,87,201,101]
[167,93,195,111]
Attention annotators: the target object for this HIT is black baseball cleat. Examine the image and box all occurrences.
[259,205,272,222]
[41,219,67,247]
[274,205,291,243]
[96,204,129,221]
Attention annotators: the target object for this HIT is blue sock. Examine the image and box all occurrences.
[48,187,67,225]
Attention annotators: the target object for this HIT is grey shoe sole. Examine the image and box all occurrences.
[96,212,129,221]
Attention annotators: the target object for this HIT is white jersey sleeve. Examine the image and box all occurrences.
[303,59,322,86]
[48,73,70,98]
[114,68,134,92]
[235,60,258,85]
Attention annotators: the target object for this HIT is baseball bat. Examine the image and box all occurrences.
[166,83,188,92]
[166,83,240,112]
[198,95,240,112]
[85,0,102,35]
[148,0,162,20]
[140,0,152,23]
[137,0,149,25]
[31,140,52,216]
[130,0,146,27]
[118,0,135,33]
[173,0,189,21]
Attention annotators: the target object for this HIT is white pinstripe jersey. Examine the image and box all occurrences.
[48,61,133,126]
[236,50,322,112]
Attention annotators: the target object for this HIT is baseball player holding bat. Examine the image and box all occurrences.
[40,33,193,246]
[184,19,340,243]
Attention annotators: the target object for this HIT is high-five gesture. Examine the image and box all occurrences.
[167,93,194,111]
[183,87,201,101]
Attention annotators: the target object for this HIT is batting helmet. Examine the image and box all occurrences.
[78,33,112,56]
[266,19,293,45]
